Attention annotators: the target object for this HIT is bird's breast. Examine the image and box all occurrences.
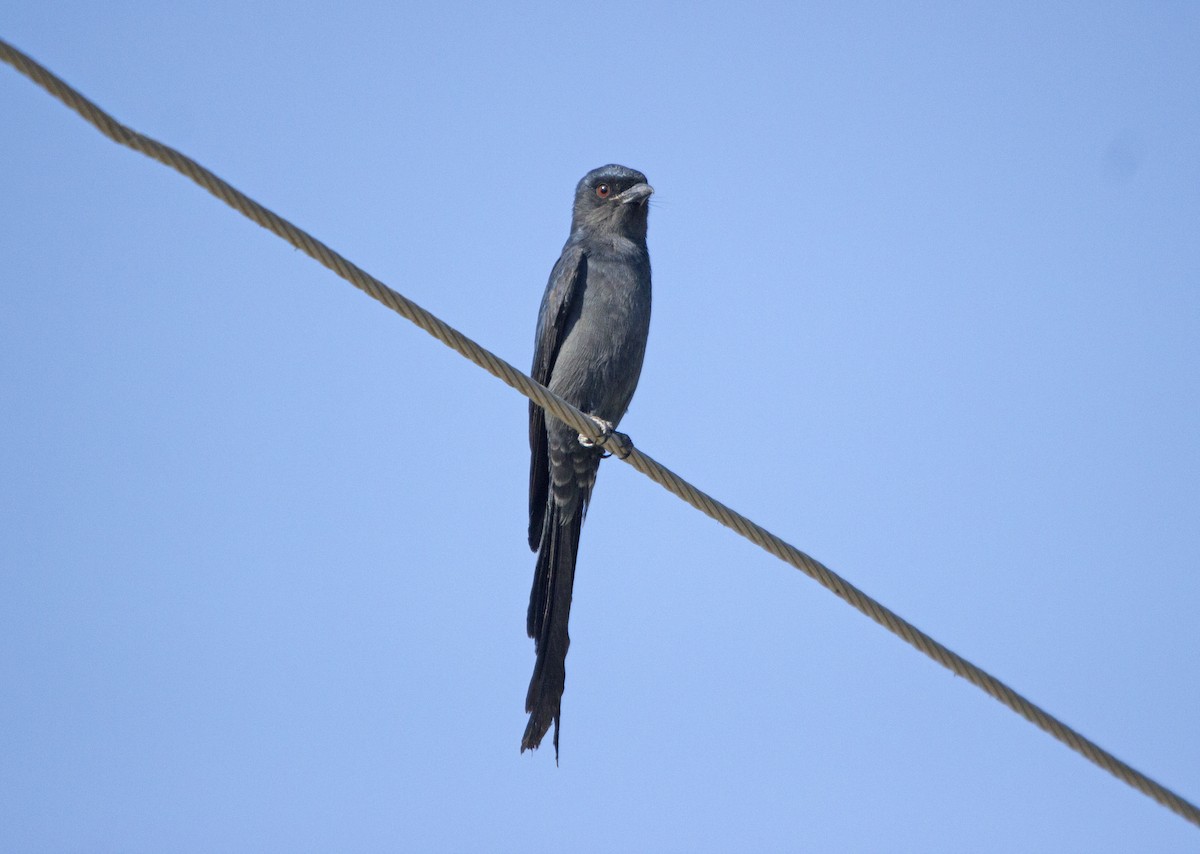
[547,250,651,422]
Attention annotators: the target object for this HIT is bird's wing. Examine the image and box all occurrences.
[528,244,587,549]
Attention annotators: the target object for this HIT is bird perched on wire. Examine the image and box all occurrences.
[523,164,654,761]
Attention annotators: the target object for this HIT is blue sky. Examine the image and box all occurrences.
[2,3,1199,851]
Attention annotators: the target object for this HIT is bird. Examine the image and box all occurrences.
[522,164,654,761]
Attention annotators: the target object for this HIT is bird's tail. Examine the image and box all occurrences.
[522,499,584,762]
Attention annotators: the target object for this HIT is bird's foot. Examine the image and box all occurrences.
[578,416,633,459]
[577,416,615,449]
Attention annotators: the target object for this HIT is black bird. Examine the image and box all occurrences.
[523,165,654,760]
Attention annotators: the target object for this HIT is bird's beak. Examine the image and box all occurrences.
[616,183,654,205]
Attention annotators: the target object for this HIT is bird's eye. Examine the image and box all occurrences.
[595,183,611,198]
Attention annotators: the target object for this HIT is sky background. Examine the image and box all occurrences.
[2,3,1199,851]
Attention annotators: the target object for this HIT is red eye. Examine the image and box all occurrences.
[595,183,611,198]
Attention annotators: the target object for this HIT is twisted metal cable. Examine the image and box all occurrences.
[3,38,1196,830]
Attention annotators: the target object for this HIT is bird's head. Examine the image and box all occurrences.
[570,164,653,241]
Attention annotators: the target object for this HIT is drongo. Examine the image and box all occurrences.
[523,165,654,760]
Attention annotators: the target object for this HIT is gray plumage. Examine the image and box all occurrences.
[522,165,654,760]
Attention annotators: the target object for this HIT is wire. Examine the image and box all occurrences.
[3,37,1197,830]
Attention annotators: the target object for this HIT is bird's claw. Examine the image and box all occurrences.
[578,417,633,459]
[577,416,615,449]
